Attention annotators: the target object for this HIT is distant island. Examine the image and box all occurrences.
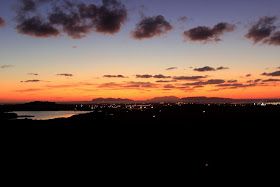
[92,98,134,103]
[89,96,280,104]
[146,96,181,103]
[180,97,233,104]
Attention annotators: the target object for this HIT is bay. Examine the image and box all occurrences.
[13,111,90,120]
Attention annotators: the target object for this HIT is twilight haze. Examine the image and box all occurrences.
[0,0,280,103]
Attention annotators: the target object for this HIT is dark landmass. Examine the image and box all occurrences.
[1,101,280,171]
[0,101,91,112]
[0,112,17,120]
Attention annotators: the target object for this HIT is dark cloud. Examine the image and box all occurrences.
[15,1,60,37]
[217,83,257,89]
[20,79,42,83]
[216,66,229,70]
[166,67,177,71]
[136,74,186,79]
[20,0,36,12]
[204,79,226,84]
[0,65,13,69]
[16,16,60,37]
[131,15,173,40]
[164,84,176,89]
[0,17,5,27]
[125,81,157,88]
[245,16,277,44]
[153,74,171,79]
[91,0,127,34]
[15,0,127,39]
[48,0,127,39]
[173,76,207,81]
[57,73,73,77]
[194,66,229,72]
[183,79,225,86]
[183,22,235,43]
[194,66,215,72]
[232,83,257,88]
[261,71,280,76]
[156,80,176,83]
[246,74,252,77]
[264,31,280,46]
[97,81,157,89]
[136,74,153,78]
[262,79,280,82]
[103,75,127,78]
[254,79,262,83]
[227,80,238,83]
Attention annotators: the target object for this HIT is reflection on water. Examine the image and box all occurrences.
[13,111,90,120]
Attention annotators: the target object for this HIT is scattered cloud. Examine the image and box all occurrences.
[0,65,13,69]
[131,15,173,40]
[177,16,191,22]
[227,80,238,83]
[27,73,39,76]
[57,73,73,77]
[136,74,172,79]
[254,79,262,83]
[97,81,157,89]
[0,16,5,28]
[193,66,229,72]
[136,74,153,78]
[164,84,176,89]
[15,88,44,93]
[173,76,207,81]
[46,84,80,89]
[183,22,235,43]
[194,66,216,72]
[261,70,280,76]
[215,83,257,90]
[15,0,127,39]
[216,66,229,70]
[98,82,122,88]
[20,79,42,83]
[246,74,252,77]
[153,74,171,79]
[183,79,226,86]
[245,16,277,44]
[124,81,157,88]
[231,83,257,88]
[166,67,177,71]
[156,80,176,83]
[104,75,128,78]
[262,79,280,82]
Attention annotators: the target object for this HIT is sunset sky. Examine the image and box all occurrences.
[0,0,280,103]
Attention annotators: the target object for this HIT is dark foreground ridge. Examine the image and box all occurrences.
[1,102,280,183]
